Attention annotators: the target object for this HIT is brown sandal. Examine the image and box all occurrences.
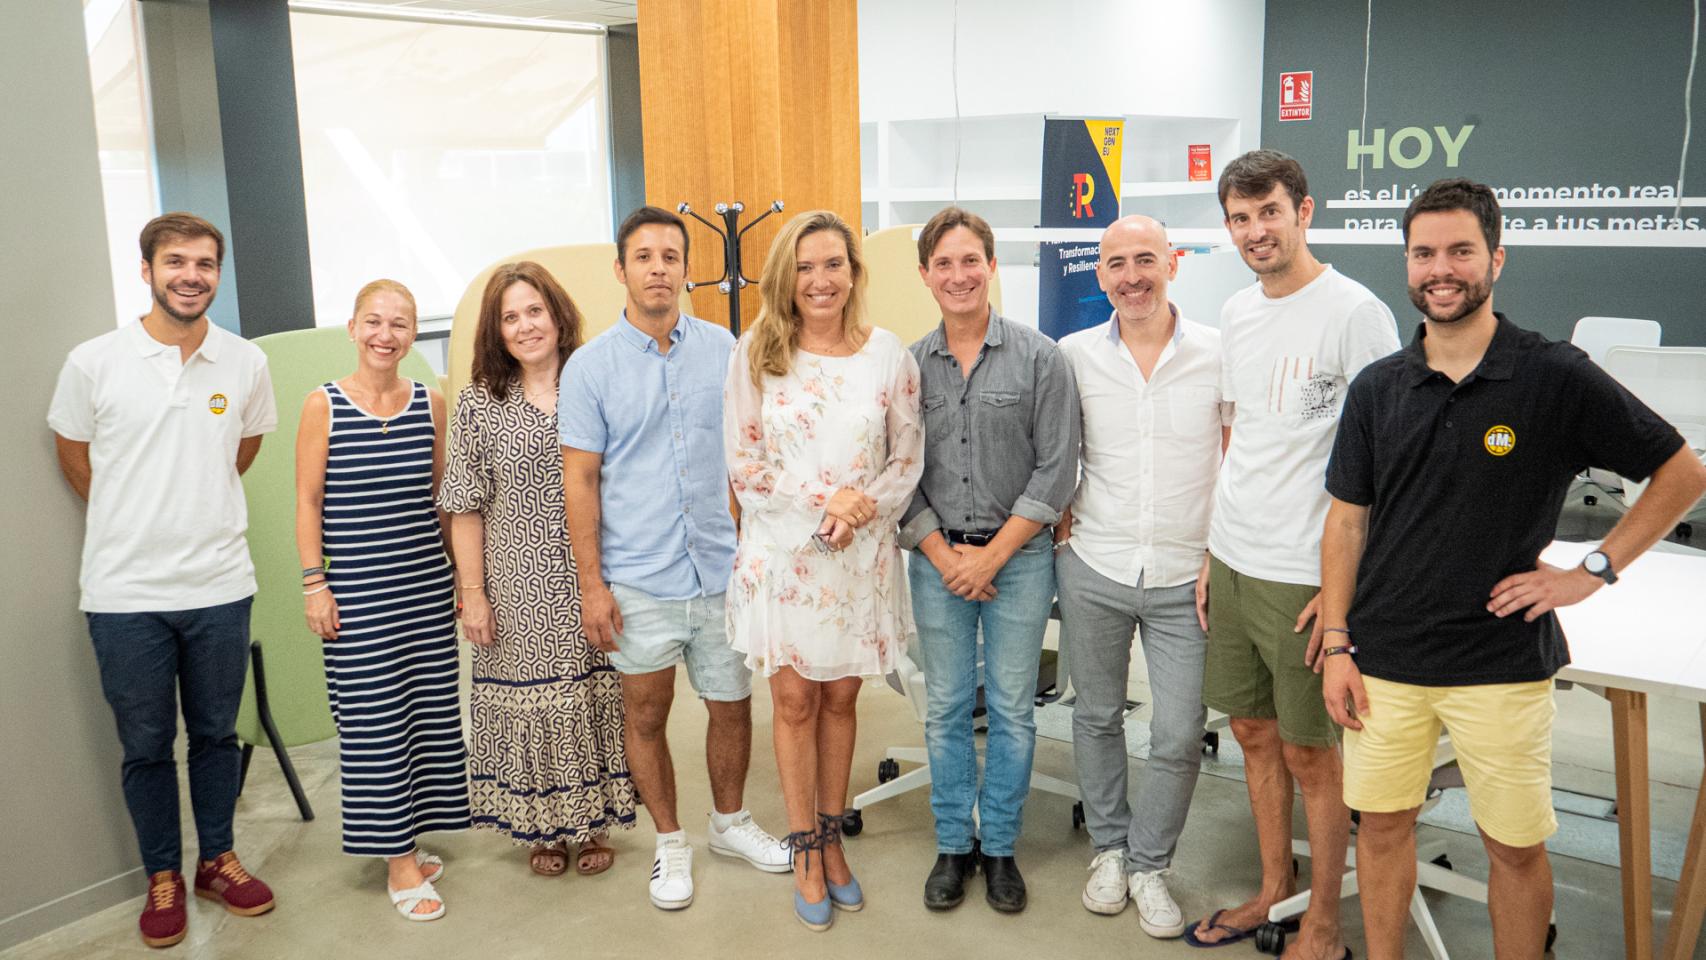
[529,842,569,877]
[576,838,616,876]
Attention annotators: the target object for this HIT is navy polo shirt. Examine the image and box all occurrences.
[1326,313,1684,686]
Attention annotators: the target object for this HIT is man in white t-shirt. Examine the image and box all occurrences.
[48,213,279,950]
[1186,152,1399,957]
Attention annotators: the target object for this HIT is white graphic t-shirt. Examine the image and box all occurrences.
[1207,266,1400,585]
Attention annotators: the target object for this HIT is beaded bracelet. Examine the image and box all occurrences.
[1323,644,1358,657]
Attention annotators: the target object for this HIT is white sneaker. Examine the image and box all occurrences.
[707,812,793,873]
[649,838,694,910]
[1129,868,1185,938]
[1082,849,1128,915]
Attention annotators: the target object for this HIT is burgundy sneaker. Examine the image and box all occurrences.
[194,851,275,917]
[140,871,187,948]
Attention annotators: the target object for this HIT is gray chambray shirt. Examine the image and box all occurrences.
[899,310,1081,549]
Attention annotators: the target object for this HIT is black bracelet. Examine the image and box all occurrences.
[1323,644,1358,657]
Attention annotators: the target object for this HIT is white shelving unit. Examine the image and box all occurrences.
[860,112,1241,234]
[860,112,1247,329]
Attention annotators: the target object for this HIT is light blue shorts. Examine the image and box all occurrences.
[605,584,751,701]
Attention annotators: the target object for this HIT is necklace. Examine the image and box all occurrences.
[799,333,848,355]
[523,380,558,406]
[347,379,407,434]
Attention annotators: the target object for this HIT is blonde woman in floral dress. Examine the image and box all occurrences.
[723,210,924,931]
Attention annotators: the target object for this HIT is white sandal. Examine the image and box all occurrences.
[414,849,445,883]
[388,879,445,922]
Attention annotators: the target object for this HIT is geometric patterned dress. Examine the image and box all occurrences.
[439,382,636,846]
[318,379,472,857]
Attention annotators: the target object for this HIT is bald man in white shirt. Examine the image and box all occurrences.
[1054,215,1229,938]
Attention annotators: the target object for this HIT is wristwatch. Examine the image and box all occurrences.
[1581,550,1618,585]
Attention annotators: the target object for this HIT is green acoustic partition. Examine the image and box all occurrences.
[235,327,439,815]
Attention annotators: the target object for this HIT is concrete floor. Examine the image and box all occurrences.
[5,660,1705,960]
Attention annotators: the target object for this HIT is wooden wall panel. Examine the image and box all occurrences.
[636,0,861,330]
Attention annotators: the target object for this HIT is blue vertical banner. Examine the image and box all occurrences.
[1037,117,1123,340]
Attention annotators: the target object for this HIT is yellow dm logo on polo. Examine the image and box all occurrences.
[208,393,229,415]
[1483,424,1515,456]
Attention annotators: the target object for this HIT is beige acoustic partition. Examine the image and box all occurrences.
[447,229,1002,399]
[446,243,695,405]
[861,224,1004,346]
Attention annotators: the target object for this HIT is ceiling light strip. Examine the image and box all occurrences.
[287,0,608,36]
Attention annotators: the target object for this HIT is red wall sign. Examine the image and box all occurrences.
[1279,71,1313,122]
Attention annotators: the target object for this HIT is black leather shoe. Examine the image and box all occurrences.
[923,849,979,911]
[981,854,1027,913]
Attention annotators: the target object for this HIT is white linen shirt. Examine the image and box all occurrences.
[1058,309,1229,589]
[48,320,277,612]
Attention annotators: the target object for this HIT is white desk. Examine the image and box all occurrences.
[1544,540,1706,960]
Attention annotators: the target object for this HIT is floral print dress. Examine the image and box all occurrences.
[723,327,925,681]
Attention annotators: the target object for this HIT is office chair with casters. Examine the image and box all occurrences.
[1571,316,1661,368]
[1249,736,1558,960]
[1570,321,1664,498]
[234,327,440,821]
[1601,346,1706,533]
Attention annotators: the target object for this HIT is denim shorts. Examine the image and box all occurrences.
[604,584,751,701]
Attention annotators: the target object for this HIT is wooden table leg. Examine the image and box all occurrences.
[1611,688,1653,960]
[1659,703,1706,960]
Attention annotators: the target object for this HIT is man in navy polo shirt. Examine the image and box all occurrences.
[1320,178,1706,960]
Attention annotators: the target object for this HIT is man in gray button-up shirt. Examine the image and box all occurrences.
[900,207,1079,915]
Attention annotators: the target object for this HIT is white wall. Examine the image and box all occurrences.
[858,0,1265,134]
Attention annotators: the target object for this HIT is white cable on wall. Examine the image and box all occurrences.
[1676,0,1700,220]
[951,0,961,203]
[1358,0,1373,193]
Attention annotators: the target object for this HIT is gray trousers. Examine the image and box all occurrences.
[1057,545,1207,872]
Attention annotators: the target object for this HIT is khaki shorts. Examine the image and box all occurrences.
[1202,555,1337,748]
[1343,675,1557,848]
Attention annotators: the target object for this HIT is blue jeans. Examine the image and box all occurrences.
[908,537,1055,856]
[87,597,252,875]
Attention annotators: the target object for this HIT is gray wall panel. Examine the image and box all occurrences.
[608,23,647,227]
[1262,0,1706,344]
[206,0,316,337]
[0,3,146,949]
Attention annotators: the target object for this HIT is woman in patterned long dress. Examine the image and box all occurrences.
[724,211,924,930]
[296,279,471,922]
[440,262,635,877]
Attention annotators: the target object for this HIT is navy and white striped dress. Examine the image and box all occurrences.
[320,379,471,857]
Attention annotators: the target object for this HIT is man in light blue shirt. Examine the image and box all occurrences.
[561,206,790,913]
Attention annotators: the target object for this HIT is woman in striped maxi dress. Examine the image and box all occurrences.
[295,279,471,921]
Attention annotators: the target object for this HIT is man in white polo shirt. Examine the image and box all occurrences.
[1055,215,1228,938]
[49,213,278,950]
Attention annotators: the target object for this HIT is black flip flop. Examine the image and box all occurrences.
[1182,909,1303,948]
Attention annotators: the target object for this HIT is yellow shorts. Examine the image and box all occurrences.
[1343,675,1557,848]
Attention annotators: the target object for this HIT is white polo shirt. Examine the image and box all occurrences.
[48,320,277,613]
[1058,308,1229,589]
[1207,266,1399,586]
